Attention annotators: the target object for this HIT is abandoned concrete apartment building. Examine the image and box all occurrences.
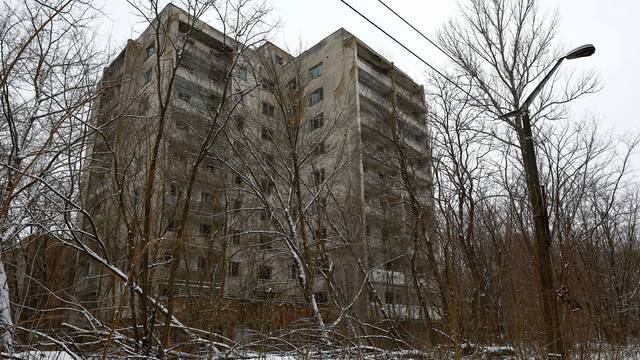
[76,4,434,329]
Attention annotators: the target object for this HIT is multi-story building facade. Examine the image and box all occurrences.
[74,3,434,338]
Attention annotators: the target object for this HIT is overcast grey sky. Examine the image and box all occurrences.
[98,0,640,134]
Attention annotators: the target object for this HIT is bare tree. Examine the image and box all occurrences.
[0,0,103,353]
[437,0,599,356]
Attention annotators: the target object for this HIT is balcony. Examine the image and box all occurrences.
[372,303,441,321]
[357,58,426,112]
[370,269,406,286]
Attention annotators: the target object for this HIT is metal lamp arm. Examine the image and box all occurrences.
[520,57,565,112]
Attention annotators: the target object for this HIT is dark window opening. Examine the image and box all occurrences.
[143,69,152,85]
[312,141,325,157]
[310,112,324,130]
[239,67,248,80]
[262,102,275,116]
[229,261,240,277]
[288,78,297,92]
[313,168,326,185]
[385,291,395,304]
[259,235,272,250]
[167,220,179,232]
[146,44,155,59]
[261,127,274,141]
[309,62,323,80]
[260,178,274,195]
[199,223,212,235]
[314,291,328,304]
[178,92,191,102]
[258,265,272,280]
[309,87,323,106]
[201,191,212,204]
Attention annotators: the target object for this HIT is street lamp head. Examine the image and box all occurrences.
[564,44,595,60]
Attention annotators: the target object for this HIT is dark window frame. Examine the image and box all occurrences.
[309,62,323,80]
[258,265,272,280]
[309,87,324,106]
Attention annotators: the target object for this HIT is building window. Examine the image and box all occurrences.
[259,235,272,250]
[261,78,275,91]
[315,227,327,241]
[263,153,274,166]
[262,102,275,116]
[314,291,328,304]
[316,258,330,275]
[146,44,155,59]
[199,223,212,236]
[287,104,298,117]
[167,220,179,232]
[309,62,323,80]
[288,78,297,92]
[290,264,298,280]
[239,66,247,81]
[181,63,194,74]
[309,87,323,106]
[143,69,152,85]
[260,178,274,195]
[234,116,244,130]
[261,127,273,141]
[233,198,242,210]
[197,257,206,271]
[258,265,272,280]
[312,141,325,157]
[385,291,395,304]
[178,92,191,102]
[310,112,324,131]
[229,261,240,277]
[313,168,326,185]
[175,119,187,130]
[201,191,212,204]
[274,54,283,65]
[231,229,242,245]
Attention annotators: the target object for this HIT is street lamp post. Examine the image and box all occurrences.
[501,44,595,359]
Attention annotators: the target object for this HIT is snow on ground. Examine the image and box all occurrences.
[10,351,78,360]
[5,345,640,359]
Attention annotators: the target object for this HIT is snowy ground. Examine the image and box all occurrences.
[6,345,640,359]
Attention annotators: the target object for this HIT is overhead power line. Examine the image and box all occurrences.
[338,0,489,110]
[376,0,458,65]
[374,0,512,107]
